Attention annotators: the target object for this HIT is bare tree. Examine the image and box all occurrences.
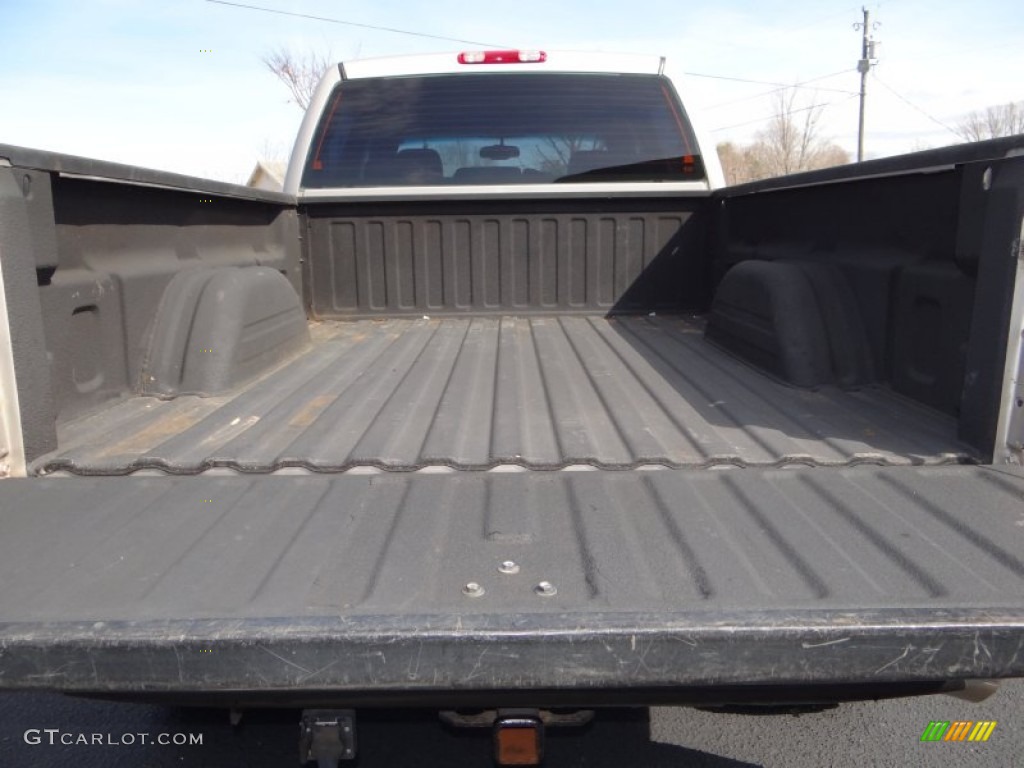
[262,47,333,110]
[716,89,850,183]
[535,136,593,175]
[955,101,1024,142]
[258,138,288,165]
[716,141,750,186]
[753,90,833,176]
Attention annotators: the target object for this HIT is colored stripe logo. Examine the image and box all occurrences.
[920,721,997,742]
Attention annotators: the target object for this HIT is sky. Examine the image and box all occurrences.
[0,0,1020,183]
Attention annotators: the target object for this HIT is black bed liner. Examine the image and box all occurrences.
[34,315,972,476]
[1,464,1022,697]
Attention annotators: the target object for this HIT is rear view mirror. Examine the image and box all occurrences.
[480,142,520,160]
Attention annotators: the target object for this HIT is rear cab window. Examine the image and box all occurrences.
[302,72,705,189]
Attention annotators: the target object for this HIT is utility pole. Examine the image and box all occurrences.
[854,7,880,162]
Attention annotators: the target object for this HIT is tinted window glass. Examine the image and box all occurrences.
[303,73,704,187]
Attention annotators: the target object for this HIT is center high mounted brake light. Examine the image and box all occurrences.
[458,50,547,64]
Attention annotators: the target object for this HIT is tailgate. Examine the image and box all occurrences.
[0,466,1022,700]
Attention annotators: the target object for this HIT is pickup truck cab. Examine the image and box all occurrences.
[285,51,723,198]
[1,50,1022,766]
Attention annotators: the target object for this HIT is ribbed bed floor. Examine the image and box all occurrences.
[34,315,974,475]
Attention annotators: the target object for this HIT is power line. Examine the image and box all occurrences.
[711,93,859,133]
[205,0,508,48]
[206,0,858,102]
[204,0,904,147]
[891,38,1021,64]
[870,73,960,136]
[704,69,857,110]
[789,5,863,34]
[679,7,863,58]
[684,71,850,91]
[206,0,867,112]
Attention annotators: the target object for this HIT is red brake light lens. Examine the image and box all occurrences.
[458,50,547,65]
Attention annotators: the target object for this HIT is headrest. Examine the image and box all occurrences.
[452,166,523,183]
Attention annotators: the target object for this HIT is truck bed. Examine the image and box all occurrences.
[4,138,1024,709]
[34,315,972,476]
[1,464,1022,700]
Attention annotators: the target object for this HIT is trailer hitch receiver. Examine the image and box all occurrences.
[299,709,356,767]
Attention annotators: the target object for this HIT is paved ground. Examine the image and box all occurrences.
[650,681,1021,768]
[0,681,1019,767]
